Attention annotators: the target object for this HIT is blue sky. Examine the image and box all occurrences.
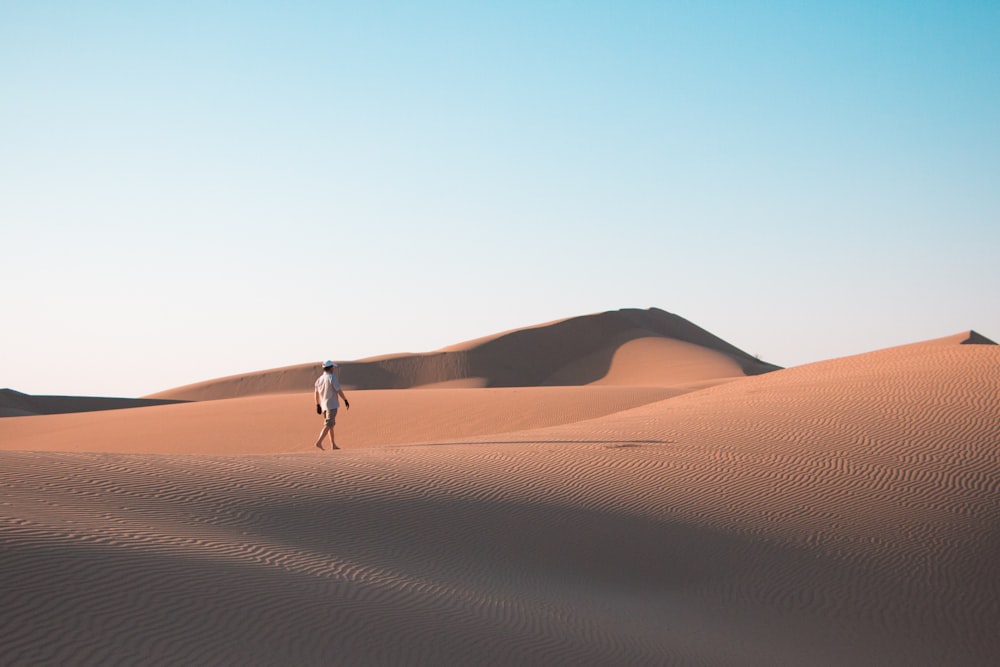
[2,1,998,397]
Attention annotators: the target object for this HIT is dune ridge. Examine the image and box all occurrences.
[960,329,996,345]
[146,307,779,402]
[2,331,998,665]
[0,389,183,418]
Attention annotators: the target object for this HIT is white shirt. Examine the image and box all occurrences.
[315,372,342,410]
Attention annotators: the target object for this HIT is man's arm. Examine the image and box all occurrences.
[315,390,322,414]
[337,389,350,409]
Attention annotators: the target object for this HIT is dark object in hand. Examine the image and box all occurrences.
[316,404,322,414]
[344,399,350,409]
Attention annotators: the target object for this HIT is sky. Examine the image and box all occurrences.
[2,1,998,398]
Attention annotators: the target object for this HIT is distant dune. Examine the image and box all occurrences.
[0,389,183,418]
[2,313,998,665]
[146,307,780,402]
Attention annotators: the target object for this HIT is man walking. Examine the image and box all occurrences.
[315,360,350,450]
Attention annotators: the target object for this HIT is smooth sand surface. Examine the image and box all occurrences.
[2,326,998,665]
[0,386,692,455]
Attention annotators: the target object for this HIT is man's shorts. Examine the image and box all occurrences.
[324,409,338,427]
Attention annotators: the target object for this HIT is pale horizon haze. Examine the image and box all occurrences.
[3,2,998,398]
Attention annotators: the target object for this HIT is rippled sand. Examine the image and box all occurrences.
[2,328,998,665]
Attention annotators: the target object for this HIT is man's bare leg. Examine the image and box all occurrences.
[315,425,329,450]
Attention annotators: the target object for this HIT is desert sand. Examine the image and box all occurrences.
[2,309,998,666]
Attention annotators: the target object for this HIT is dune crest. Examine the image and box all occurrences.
[961,329,996,345]
[146,308,779,401]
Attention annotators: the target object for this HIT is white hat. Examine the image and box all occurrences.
[322,360,339,369]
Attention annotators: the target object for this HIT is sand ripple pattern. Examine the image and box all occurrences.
[2,339,998,666]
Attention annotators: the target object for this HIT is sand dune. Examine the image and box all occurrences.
[0,389,182,418]
[2,326,998,665]
[147,307,779,401]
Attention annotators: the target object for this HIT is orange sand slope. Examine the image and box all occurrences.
[148,307,779,401]
[2,332,998,665]
[0,386,686,455]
